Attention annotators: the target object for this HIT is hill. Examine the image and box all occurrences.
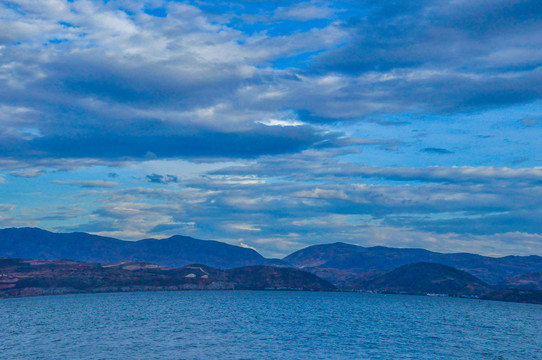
[284,243,542,285]
[0,258,335,298]
[349,262,492,296]
[498,272,542,291]
[0,228,283,269]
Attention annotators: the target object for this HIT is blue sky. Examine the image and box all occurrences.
[1,0,541,257]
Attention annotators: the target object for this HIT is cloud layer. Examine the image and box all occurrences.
[0,0,541,257]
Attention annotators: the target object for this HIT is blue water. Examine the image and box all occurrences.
[1,291,541,359]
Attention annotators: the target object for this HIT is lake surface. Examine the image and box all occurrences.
[1,291,541,359]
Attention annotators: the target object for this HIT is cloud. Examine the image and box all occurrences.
[71,200,196,240]
[1,0,539,170]
[520,117,541,127]
[0,21,349,163]
[384,210,542,236]
[57,176,542,256]
[15,156,540,257]
[320,0,542,72]
[345,166,542,184]
[214,155,542,184]
[230,224,261,232]
[239,242,259,252]
[10,169,45,178]
[0,0,350,165]
[0,203,14,212]
[313,0,542,113]
[294,188,349,201]
[52,180,119,188]
[273,1,335,21]
[366,118,410,127]
[421,147,454,155]
[146,173,178,184]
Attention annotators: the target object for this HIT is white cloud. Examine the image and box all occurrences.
[10,169,45,178]
[239,242,259,251]
[274,1,336,21]
[231,224,261,232]
[52,180,119,188]
[259,119,304,127]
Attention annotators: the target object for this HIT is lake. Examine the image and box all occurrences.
[1,291,541,359]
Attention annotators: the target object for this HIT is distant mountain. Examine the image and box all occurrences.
[0,228,284,269]
[498,272,542,291]
[0,258,335,298]
[283,242,364,268]
[283,243,542,284]
[4,228,542,289]
[349,262,492,297]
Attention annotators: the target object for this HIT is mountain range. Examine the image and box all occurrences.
[0,227,282,269]
[284,242,542,285]
[1,227,542,303]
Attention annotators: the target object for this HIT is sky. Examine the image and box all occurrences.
[1,0,541,258]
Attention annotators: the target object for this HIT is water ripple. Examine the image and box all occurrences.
[1,292,541,360]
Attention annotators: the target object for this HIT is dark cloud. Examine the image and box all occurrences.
[421,147,453,155]
[1,0,539,169]
[321,0,542,73]
[146,173,179,184]
[44,52,245,109]
[314,0,542,113]
[19,123,334,160]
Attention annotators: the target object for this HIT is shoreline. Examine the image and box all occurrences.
[3,286,541,306]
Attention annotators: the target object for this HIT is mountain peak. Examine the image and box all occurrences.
[0,228,275,269]
[283,242,364,268]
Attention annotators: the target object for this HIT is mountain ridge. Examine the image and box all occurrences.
[497,272,542,291]
[284,242,542,284]
[0,227,283,269]
[3,227,542,287]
